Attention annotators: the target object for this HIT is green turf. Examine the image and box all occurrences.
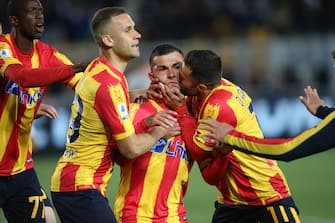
[2,150,335,223]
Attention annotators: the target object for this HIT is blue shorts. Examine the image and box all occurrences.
[212,197,300,223]
[0,168,46,223]
[51,189,117,223]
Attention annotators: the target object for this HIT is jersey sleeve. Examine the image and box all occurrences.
[224,111,335,161]
[194,98,237,152]
[200,152,230,185]
[175,105,213,162]
[0,41,76,87]
[94,81,135,141]
[49,49,83,89]
[315,105,335,119]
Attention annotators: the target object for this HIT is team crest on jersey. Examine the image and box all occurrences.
[63,148,79,159]
[118,103,129,120]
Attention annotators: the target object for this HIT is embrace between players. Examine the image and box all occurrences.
[1,0,335,223]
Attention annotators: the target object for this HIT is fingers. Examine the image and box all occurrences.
[37,104,58,119]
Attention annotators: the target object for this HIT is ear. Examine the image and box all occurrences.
[9,16,19,27]
[101,34,114,48]
[148,72,154,81]
[197,83,208,93]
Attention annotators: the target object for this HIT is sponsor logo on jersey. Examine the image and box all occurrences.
[5,80,44,106]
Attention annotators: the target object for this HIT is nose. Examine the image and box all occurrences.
[135,29,141,39]
[167,68,177,78]
[36,9,44,19]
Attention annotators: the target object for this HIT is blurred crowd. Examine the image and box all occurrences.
[1,0,335,41]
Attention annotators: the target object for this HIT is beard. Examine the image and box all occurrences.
[180,86,197,96]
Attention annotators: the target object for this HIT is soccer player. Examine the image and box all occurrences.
[0,0,86,222]
[198,85,335,161]
[113,44,193,223]
[161,50,301,223]
[50,7,169,223]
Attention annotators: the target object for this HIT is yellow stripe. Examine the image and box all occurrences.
[279,205,289,222]
[54,51,72,65]
[150,100,164,112]
[166,161,189,223]
[114,164,132,221]
[50,162,67,191]
[137,153,166,219]
[31,40,39,68]
[0,95,18,161]
[266,206,279,223]
[290,207,301,223]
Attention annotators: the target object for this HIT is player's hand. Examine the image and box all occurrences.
[144,110,178,129]
[164,126,181,139]
[198,119,234,143]
[161,84,186,109]
[147,77,163,101]
[73,62,90,73]
[35,103,58,119]
[299,86,325,115]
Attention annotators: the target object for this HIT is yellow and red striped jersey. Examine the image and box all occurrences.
[192,79,291,205]
[0,33,80,176]
[50,56,135,197]
[114,99,192,223]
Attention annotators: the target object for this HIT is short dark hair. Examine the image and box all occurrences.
[149,43,184,66]
[7,0,27,17]
[184,50,222,87]
[91,7,128,47]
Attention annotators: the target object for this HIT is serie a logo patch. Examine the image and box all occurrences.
[118,103,129,120]
[0,48,11,58]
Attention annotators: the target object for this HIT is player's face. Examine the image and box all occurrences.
[150,51,184,89]
[16,0,45,40]
[179,65,199,96]
[109,13,141,61]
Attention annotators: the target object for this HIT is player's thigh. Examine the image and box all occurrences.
[52,189,116,223]
[262,197,301,223]
[3,169,46,223]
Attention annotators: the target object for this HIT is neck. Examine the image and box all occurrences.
[197,89,211,103]
[12,30,34,53]
[101,49,128,73]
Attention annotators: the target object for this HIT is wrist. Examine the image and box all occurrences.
[174,105,190,120]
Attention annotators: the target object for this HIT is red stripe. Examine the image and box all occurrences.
[92,145,113,196]
[59,163,80,191]
[24,150,34,170]
[226,153,262,205]
[152,154,180,222]
[122,153,152,220]
[0,129,19,175]
[269,173,290,202]
[0,82,9,117]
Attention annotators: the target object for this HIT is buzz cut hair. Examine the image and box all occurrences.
[149,43,184,67]
[91,7,128,47]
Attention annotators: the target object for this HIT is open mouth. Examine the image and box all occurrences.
[36,23,45,33]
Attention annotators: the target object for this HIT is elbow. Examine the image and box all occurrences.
[119,146,144,159]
